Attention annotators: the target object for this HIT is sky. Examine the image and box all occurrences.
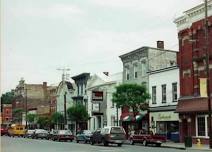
[1,0,203,94]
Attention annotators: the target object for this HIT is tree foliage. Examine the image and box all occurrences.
[112,83,150,117]
[37,116,50,129]
[1,91,15,104]
[12,108,24,123]
[26,113,38,124]
[67,104,89,122]
[50,112,64,124]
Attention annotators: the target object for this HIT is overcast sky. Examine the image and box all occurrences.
[1,0,203,93]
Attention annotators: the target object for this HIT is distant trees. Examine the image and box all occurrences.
[50,112,64,126]
[12,108,24,123]
[112,83,150,118]
[1,91,15,104]
[37,116,50,129]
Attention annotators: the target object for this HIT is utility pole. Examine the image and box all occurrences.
[204,0,212,149]
[64,92,67,129]
[25,87,28,129]
[57,68,70,129]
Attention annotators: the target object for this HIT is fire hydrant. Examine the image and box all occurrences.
[196,138,202,148]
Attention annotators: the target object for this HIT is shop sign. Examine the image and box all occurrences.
[92,91,103,102]
[158,113,172,120]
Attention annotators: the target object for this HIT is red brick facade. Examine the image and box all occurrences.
[2,104,12,124]
[176,10,212,144]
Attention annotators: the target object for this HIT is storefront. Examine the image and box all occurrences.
[120,112,149,138]
[150,111,179,142]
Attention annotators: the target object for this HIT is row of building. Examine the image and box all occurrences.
[1,1,212,144]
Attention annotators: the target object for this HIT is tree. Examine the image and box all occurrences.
[37,116,50,129]
[50,112,64,125]
[26,113,38,124]
[1,91,15,104]
[112,83,150,118]
[12,108,24,123]
[67,104,89,132]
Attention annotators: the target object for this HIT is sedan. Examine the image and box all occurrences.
[51,130,74,142]
[32,129,49,139]
[76,130,92,143]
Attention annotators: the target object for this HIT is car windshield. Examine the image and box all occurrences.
[58,130,72,135]
[83,130,92,134]
[110,127,125,134]
[27,130,35,134]
[36,129,48,134]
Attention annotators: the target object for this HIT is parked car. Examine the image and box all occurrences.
[32,129,49,139]
[25,130,35,138]
[1,127,8,136]
[90,126,126,147]
[51,130,74,142]
[129,130,166,147]
[76,130,92,143]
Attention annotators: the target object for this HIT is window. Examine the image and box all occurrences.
[172,83,178,102]
[126,68,129,80]
[134,65,138,79]
[162,84,166,103]
[152,86,156,104]
[197,116,206,136]
[141,61,146,76]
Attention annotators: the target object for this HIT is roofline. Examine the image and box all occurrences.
[148,66,179,75]
[86,81,116,90]
[71,73,90,80]
[119,46,178,59]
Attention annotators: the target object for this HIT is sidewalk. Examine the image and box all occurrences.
[163,142,211,151]
[124,140,212,151]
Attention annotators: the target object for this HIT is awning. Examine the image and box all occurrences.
[135,114,145,121]
[122,115,133,121]
[121,113,146,122]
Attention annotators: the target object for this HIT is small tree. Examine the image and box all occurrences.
[112,83,150,118]
[37,116,50,129]
[50,112,64,128]
[67,104,89,133]
[1,91,15,104]
[26,114,38,129]
[13,108,24,123]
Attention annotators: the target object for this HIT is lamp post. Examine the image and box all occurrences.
[204,0,212,148]
[64,91,67,129]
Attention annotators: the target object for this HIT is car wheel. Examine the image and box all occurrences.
[90,138,94,145]
[117,143,122,147]
[102,139,108,146]
[130,139,134,145]
[143,140,148,146]
[156,143,161,147]
[76,140,79,143]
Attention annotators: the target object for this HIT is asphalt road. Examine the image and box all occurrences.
[0,136,207,152]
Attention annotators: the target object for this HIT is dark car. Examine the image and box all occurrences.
[24,130,35,138]
[51,130,74,142]
[90,126,126,147]
[32,129,49,139]
[129,130,166,147]
[76,130,92,143]
[1,127,8,136]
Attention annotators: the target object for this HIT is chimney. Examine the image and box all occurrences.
[43,82,47,88]
[157,41,164,49]
[103,72,109,76]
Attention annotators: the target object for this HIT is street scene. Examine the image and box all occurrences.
[1,0,212,152]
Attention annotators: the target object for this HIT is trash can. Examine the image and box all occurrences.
[184,136,192,147]
[170,132,179,142]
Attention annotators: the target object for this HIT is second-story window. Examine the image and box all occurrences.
[134,65,138,79]
[162,84,166,103]
[81,84,83,96]
[141,61,146,76]
[172,83,178,102]
[126,68,129,80]
[152,86,156,104]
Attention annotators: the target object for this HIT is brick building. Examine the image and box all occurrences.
[1,104,12,125]
[174,1,212,144]
[13,78,52,124]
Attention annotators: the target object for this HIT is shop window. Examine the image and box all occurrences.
[197,116,206,136]
[152,86,156,104]
[172,83,178,102]
[162,84,166,103]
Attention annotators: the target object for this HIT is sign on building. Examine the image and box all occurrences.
[92,91,103,102]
